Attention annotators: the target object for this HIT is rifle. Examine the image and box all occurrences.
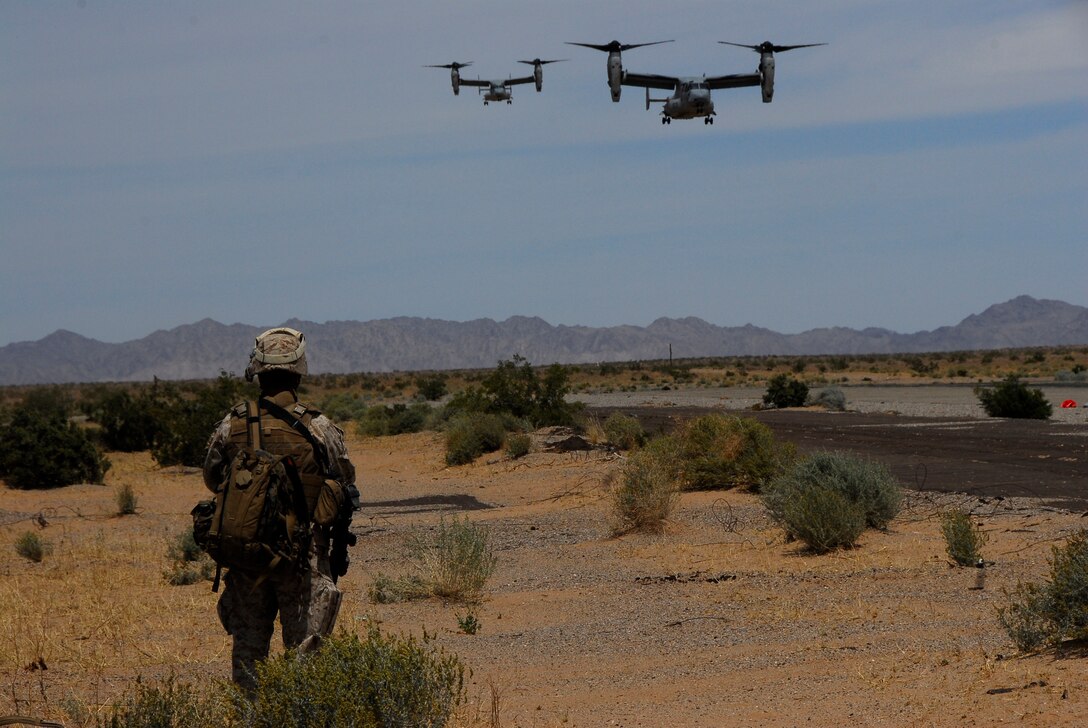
[330,483,360,583]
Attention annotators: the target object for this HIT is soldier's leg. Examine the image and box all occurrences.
[278,559,342,650]
[218,570,278,692]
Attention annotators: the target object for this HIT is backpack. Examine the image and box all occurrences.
[193,400,314,591]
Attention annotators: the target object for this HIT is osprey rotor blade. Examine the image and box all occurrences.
[424,61,473,69]
[565,40,673,53]
[719,41,826,53]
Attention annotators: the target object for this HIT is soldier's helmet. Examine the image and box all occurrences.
[245,327,308,381]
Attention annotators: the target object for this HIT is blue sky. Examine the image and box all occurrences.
[2,1,1086,346]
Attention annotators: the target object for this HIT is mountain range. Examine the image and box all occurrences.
[2,296,1086,385]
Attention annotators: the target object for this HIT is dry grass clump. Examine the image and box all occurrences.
[609,446,680,535]
[675,414,794,492]
[370,518,497,604]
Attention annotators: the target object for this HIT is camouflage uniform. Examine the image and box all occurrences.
[202,329,357,691]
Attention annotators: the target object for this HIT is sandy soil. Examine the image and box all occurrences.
[2,388,1087,726]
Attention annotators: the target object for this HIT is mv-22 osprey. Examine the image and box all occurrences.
[426,58,565,105]
[566,39,825,124]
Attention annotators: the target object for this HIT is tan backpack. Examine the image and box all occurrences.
[193,401,313,591]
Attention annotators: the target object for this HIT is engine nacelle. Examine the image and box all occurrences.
[759,51,775,103]
[533,62,543,92]
[452,68,461,96]
[608,51,623,101]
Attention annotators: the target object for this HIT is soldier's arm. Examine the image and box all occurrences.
[202,414,232,493]
[309,414,356,487]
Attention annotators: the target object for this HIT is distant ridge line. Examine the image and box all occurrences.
[1,296,1086,384]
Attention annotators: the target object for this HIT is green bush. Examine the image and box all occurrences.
[357,403,434,437]
[371,517,496,604]
[763,373,809,409]
[444,355,583,428]
[504,433,531,459]
[84,388,161,452]
[675,414,793,492]
[999,530,1088,652]
[150,373,256,467]
[603,412,645,450]
[610,447,679,535]
[416,374,449,401]
[241,628,465,728]
[940,509,987,566]
[318,392,369,424]
[762,451,902,552]
[975,375,1052,419]
[0,405,109,489]
[15,531,51,562]
[444,413,506,466]
[774,486,866,554]
[99,630,465,728]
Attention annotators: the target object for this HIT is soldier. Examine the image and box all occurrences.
[203,327,359,691]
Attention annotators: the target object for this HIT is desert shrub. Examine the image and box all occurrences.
[15,531,51,562]
[0,405,109,489]
[150,373,256,467]
[444,413,506,466]
[504,433,531,459]
[940,509,987,566]
[609,446,680,535]
[165,527,215,586]
[603,412,645,450]
[809,387,847,412]
[318,392,369,424]
[98,675,226,728]
[357,403,434,437]
[975,375,1052,419]
[763,373,809,409]
[757,448,900,528]
[115,483,138,516]
[999,530,1088,652]
[762,451,902,552]
[675,414,793,492]
[416,374,449,401]
[238,628,465,728]
[370,517,496,604]
[84,388,161,452]
[774,486,866,554]
[444,355,583,427]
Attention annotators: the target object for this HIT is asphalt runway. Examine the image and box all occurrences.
[588,405,1088,512]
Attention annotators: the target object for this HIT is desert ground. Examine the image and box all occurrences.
[2,384,1088,726]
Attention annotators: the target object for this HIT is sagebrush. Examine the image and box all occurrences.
[999,529,1088,651]
[761,451,902,553]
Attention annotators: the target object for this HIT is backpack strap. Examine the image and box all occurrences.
[245,400,262,451]
[259,397,331,476]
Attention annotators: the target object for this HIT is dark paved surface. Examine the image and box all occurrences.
[590,406,1088,511]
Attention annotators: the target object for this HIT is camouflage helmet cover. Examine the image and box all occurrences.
[245,327,308,380]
